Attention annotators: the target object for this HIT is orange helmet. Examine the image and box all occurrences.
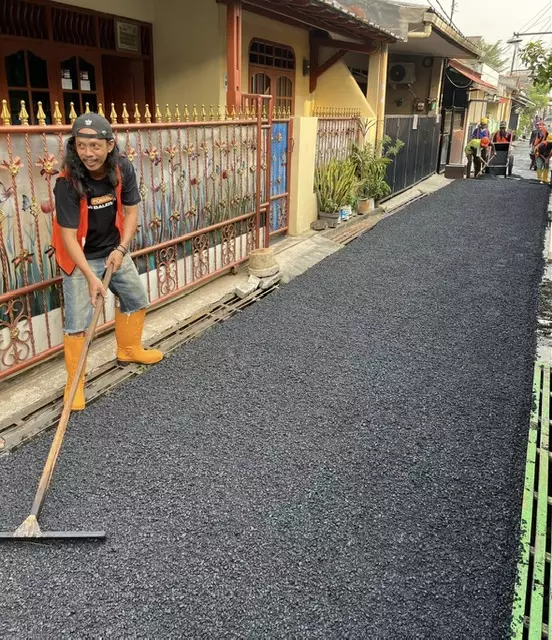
[480,137,490,147]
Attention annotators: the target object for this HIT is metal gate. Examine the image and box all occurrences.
[383,115,441,196]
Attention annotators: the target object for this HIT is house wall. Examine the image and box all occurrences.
[314,60,376,120]
[55,0,154,22]
[386,54,435,115]
[242,11,311,115]
[154,0,226,109]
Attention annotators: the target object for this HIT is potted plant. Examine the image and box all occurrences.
[351,135,404,214]
[314,158,358,228]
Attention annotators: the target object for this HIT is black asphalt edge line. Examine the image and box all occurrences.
[0,285,279,457]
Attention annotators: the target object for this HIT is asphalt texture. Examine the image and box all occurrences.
[1,178,548,638]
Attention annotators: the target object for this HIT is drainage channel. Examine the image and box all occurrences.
[511,362,552,639]
[0,285,278,457]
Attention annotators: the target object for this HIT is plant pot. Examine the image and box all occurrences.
[318,210,341,228]
[358,198,375,215]
[340,205,352,222]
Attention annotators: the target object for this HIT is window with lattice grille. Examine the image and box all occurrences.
[249,39,295,115]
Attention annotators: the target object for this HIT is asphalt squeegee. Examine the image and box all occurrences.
[0,266,113,542]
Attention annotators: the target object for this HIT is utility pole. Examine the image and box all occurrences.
[450,0,458,22]
[507,36,523,73]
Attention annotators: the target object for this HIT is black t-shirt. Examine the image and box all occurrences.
[54,157,141,260]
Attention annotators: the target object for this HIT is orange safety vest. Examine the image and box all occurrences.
[52,165,124,275]
[493,131,511,143]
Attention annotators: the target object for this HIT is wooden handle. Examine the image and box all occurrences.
[30,265,114,518]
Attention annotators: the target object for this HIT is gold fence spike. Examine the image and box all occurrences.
[155,104,162,123]
[69,102,78,124]
[18,100,29,125]
[174,104,181,123]
[201,105,207,120]
[144,104,152,124]
[262,102,267,120]
[97,103,105,117]
[110,103,117,124]
[218,104,223,121]
[183,105,190,122]
[52,101,62,125]
[1,99,10,126]
[36,101,46,126]
[84,102,91,114]
[209,105,215,120]
[134,104,141,124]
[165,104,172,122]
[231,106,237,120]
[192,105,199,122]
[225,105,230,120]
[121,103,130,124]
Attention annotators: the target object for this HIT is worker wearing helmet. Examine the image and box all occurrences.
[471,119,492,169]
[535,133,552,184]
[465,136,490,178]
[472,117,490,139]
[492,121,513,144]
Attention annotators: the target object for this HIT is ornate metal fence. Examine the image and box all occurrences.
[0,97,287,379]
[314,107,361,166]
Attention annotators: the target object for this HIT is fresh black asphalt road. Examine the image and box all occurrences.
[0,178,548,638]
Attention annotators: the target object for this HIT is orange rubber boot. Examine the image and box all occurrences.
[63,334,87,411]
[115,308,163,365]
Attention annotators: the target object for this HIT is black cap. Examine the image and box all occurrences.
[71,113,114,140]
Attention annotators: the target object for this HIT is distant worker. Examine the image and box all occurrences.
[529,122,539,169]
[492,121,513,144]
[471,118,491,167]
[465,136,490,178]
[532,121,548,171]
[534,133,552,184]
[471,117,491,140]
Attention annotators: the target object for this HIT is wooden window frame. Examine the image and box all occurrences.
[0,0,155,123]
[248,38,295,114]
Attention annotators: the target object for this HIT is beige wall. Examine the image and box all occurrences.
[314,60,376,120]
[242,11,310,116]
[386,54,435,115]
[55,0,154,22]
[289,117,318,235]
[153,0,226,109]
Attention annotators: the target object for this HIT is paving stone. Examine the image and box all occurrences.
[234,275,260,299]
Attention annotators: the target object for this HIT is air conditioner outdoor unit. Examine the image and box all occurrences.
[388,62,416,85]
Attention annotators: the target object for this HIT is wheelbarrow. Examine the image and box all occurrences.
[487,142,514,177]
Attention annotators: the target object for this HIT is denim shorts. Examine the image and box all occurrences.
[62,253,148,334]
[536,156,549,170]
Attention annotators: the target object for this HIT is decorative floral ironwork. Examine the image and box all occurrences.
[159,246,178,296]
[1,156,24,176]
[221,223,236,266]
[144,147,161,165]
[35,153,58,177]
[192,233,209,280]
[12,249,34,268]
[0,298,31,367]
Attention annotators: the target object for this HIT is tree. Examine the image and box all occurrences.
[518,83,550,134]
[520,41,552,88]
[473,39,508,73]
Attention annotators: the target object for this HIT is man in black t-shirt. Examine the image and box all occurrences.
[54,113,163,411]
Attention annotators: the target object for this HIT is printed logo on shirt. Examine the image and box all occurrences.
[89,194,115,210]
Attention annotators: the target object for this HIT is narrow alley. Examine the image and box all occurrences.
[1,176,548,637]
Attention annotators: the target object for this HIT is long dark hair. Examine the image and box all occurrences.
[62,137,121,197]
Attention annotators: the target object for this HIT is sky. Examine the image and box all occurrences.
[400,0,552,65]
